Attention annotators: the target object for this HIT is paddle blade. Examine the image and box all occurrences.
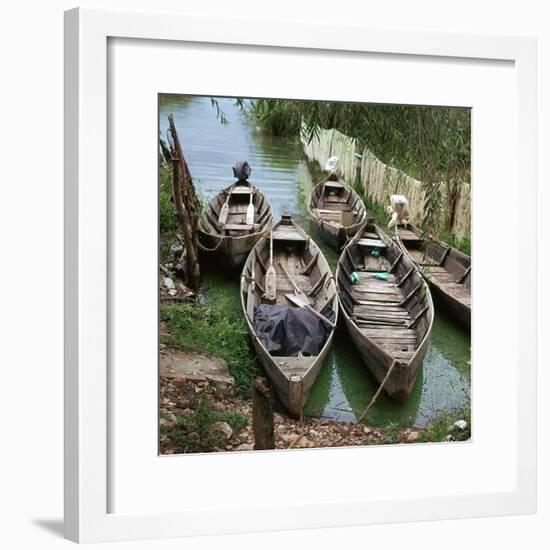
[264,266,277,302]
[284,292,308,307]
[218,203,229,226]
[246,201,254,225]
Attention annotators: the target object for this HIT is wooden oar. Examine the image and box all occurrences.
[218,187,232,226]
[284,292,337,329]
[278,262,336,329]
[278,262,309,304]
[246,188,255,225]
[264,232,277,302]
[246,251,256,320]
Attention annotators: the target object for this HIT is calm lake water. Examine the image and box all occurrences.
[160,95,471,428]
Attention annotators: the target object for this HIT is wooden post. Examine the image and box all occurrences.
[166,114,201,291]
[252,377,274,450]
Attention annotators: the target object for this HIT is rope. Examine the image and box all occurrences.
[357,359,398,423]
[197,237,224,252]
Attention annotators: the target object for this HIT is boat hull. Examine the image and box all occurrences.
[240,216,338,418]
[308,178,369,251]
[198,229,269,270]
[336,224,434,403]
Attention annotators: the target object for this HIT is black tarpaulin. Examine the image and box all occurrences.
[253,304,335,357]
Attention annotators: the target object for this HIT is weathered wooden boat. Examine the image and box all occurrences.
[396,224,471,329]
[308,177,369,250]
[197,182,274,269]
[240,215,339,418]
[336,224,434,403]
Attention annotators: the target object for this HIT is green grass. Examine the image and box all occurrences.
[160,278,260,398]
[161,397,248,453]
[418,408,471,443]
[374,408,471,445]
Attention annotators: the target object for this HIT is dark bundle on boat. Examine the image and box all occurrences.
[253,304,335,357]
[336,223,434,403]
[308,177,369,250]
[197,164,274,269]
[240,215,338,418]
[396,224,471,329]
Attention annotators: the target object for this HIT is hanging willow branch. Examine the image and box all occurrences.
[166,114,200,291]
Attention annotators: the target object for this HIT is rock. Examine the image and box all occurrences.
[274,413,285,424]
[445,434,455,442]
[294,435,315,449]
[404,430,420,443]
[453,420,468,431]
[163,277,176,290]
[160,350,235,389]
[235,443,254,452]
[170,243,184,257]
[279,433,296,444]
[212,421,233,440]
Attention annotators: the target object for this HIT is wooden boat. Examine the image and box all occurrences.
[396,224,471,329]
[198,182,274,269]
[336,224,434,403]
[240,215,338,418]
[308,177,369,250]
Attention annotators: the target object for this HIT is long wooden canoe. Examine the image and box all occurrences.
[308,177,369,250]
[336,224,434,403]
[240,215,338,418]
[396,224,471,329]
[198,182,274,269]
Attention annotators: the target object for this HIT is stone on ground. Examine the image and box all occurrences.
[160,350,234,390]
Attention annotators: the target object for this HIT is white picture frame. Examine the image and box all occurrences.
[64,7,537,543]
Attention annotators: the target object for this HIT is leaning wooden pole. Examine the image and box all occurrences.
[166,114,200,290]
[252,377,274,450]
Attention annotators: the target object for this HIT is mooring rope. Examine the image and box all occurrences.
[357,359,398,423]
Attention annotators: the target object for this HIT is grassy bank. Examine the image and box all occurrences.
[160,277,260,398]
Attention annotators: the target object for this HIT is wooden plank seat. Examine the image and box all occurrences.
[275,356,313,378]
[397,228,421,241]
[323,181,345,189]
[224,223,253,232]
[357,238,387,248]
[230,186,253,195]
[271,230,307,242]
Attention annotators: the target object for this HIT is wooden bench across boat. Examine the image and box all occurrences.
[336,223,434,403]
[198,182,274,269]
[240,215,338,418]
[308,177,369,250]
[396,224,471,329]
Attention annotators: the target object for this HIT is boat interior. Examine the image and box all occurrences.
[199,183,273,237]
[338,226,432,363]
[397,225,471,299]
[310,179,364,227]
